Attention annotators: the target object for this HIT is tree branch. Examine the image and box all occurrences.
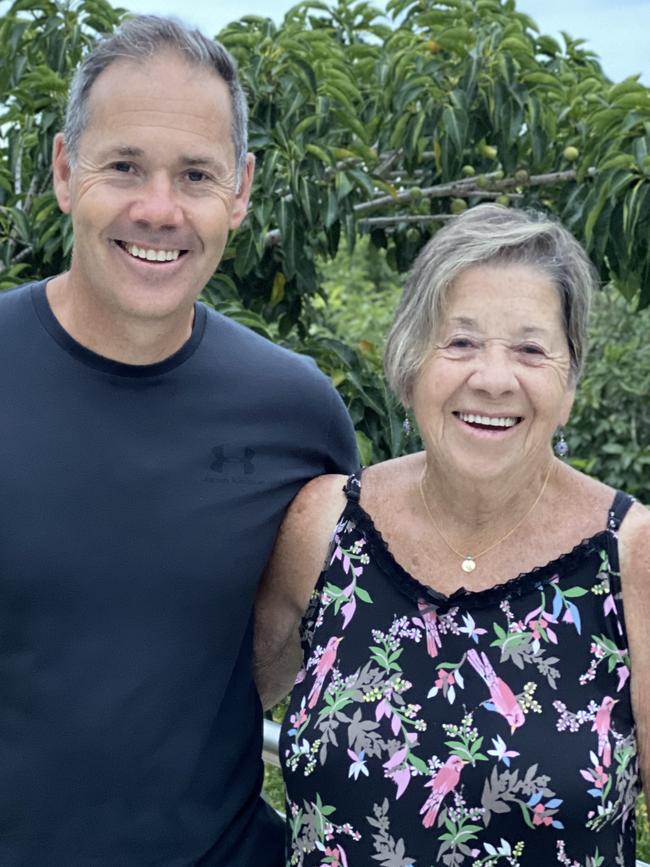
[353,168,595,214]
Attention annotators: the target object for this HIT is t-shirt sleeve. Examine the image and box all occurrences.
[323,381,360,475]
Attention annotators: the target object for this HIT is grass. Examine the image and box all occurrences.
[639,797,650,861]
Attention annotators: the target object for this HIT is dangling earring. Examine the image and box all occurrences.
[554,428,569,458]
[402,416,412,437]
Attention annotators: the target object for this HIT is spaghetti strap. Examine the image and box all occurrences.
[342,469,363,502]
[606,490,636,532]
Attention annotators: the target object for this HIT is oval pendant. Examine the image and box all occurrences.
[461,557,476,573]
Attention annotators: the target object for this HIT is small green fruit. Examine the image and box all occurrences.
[479,143,498,160]
[450,198,468,214]
[406,227,420,242]
[477,174,489,189]
[563,145,579,162]
[515,169,529,184]
[461,164,476,177]
[496,194,510,206]
[408,186,423,202]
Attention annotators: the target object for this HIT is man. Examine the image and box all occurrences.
[0,16,357,866]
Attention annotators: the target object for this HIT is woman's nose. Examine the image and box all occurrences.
[467,342,518,397]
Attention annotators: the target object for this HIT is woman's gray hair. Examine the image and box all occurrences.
[63,15,248,188]
[384,204,598,404]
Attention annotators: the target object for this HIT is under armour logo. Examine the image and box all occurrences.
[210,445,256,474]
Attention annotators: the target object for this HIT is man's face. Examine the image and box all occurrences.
[53,51,253,328]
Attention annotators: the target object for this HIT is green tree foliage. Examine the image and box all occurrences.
[1,0,649,466]
[0,0,125,287]
[570,289,650,503]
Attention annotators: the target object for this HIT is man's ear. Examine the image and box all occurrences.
[229,152,255,230]
[52,133,73,214]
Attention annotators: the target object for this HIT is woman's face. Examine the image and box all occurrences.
[410,262,575,481]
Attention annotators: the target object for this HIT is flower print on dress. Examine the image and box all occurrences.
[286,795,361,867]
[458,611,488,644]
[493,600,561,689]
[420,754,466,828]
[553,698,638,833]
[580,749,611,797]
[434,787,486,862]
[347,749,369,781]
[427,665,463,705]
[487,734,520,767]
[526,791,564,829]
[592,549,625,637]
[412,600,441,658]
[308,636,344,709]
[321,530,373,630]
[592,695,617,768]
[467,649,526,734]
[281,480,640,865]
[579,635,630,690]
[366,798,417,867]
[556,840,609,867]
[473,838,525,866]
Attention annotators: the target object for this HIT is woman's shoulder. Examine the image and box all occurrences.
[284,473,350,539]
[618,497,650,577]
[361,452,424,501]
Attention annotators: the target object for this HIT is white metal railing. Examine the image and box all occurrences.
[262,719,650,866]
[263,718,281,768]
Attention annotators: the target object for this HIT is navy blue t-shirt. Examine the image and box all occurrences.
[0,281,358,866]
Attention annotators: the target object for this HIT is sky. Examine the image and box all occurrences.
[115,0,648,84]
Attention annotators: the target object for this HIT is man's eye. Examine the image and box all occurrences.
[186,170,207,182]
[111,161,132,173]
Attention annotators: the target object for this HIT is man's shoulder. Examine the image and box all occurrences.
[0,279,43,305]
[202,303,327,385]
[0,279,45,327]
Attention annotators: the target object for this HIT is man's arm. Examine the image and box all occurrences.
[254,474,347,710]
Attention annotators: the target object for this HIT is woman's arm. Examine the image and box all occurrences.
[254,474,347,710]
[619,502,650,806]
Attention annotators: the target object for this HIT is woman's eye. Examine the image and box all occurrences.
[448,338,476,349]
[518,344,545,356]
[186,170,207,182]
[111,161,133,173]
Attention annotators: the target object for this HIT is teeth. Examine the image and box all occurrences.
[123,243,180,262]
[458,412,518,428]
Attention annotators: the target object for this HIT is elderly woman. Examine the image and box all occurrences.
[254,204,649,866]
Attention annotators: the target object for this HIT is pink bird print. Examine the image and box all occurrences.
[418,600,442,659]
[467,649,525,733]
[420,755,465,828]
[307,636,343,709]
[592,696,618,767]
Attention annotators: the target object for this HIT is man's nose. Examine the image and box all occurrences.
[128,174,183,228]
[467,342,518,397]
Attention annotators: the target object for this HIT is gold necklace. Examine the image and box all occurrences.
[418,462,554,573]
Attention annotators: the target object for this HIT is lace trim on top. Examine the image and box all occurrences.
[342,496,611,613]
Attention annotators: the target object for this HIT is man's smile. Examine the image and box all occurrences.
[113,239,189,264]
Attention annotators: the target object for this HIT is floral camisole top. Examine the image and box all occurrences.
[280,472,640,867]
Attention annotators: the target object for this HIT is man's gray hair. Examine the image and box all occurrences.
[384,204,598,404]
[63,15,248,187]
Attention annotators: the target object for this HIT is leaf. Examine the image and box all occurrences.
[355,586,373,603]
[408,754,429,774]
[562,586,589,598]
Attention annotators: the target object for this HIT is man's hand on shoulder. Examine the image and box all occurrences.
[254,474,347,710]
